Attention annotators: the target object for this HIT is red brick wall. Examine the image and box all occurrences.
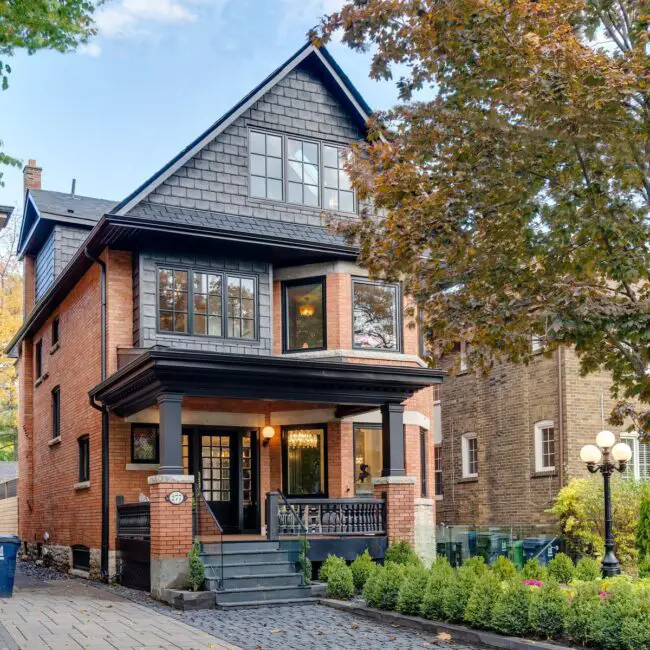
[374,480,416,545]
[149,481,193,558]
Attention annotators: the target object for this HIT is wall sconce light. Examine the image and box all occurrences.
[262,425,275,447]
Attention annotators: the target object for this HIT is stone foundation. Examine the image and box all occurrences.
[414,498,436,567]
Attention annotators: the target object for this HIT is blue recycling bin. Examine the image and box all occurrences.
[0,535,20,598]
[523,536,560,566]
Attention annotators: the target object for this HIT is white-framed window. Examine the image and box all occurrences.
[531,335,546,353]
[434,444,443,498]
[459,340,468,373]
[534,420,556,472]
[620,434,650,481]
[461,432,478,478]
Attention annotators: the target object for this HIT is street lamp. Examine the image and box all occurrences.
[580,431,633,577]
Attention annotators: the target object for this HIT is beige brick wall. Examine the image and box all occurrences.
[0,497,18,535]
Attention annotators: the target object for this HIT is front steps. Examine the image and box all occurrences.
[201,539,317,608]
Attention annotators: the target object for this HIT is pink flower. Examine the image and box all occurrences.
[598,590,610,601]
[524,579,543,588]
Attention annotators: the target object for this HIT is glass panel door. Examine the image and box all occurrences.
[200,433,236,531]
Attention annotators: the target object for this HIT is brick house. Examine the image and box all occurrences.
[8,43,442,604]
[435,345,648,528]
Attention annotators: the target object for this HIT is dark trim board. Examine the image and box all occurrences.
[293,536,388,562]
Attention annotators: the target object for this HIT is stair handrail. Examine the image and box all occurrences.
[193,478,225,590]
[277,491,309,584]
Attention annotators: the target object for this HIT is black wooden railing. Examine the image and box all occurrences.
[193,481,225,590]
[267,493,386,538]
[117,502,150,540]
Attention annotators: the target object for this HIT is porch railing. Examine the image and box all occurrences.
[193,481,225,590]
[267,493,386,538]
[117,502,150,540]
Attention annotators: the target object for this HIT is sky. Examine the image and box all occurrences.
[0,0,401,216]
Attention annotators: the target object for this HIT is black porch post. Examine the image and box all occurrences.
[380,403,406,477]
[157,393,184,474]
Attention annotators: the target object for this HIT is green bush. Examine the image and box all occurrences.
[528,579,568,639]
[492,556,517,581]
[374,562,406,610]
[350,550,376,591]
[522,558,547,580]
[421,559,454,620]
[597,581,636,650]
[319,554,346,582]
[573,556,601,582]
[491,579,532,637]
[299,538,312,585]
[639,555,650,579]
[566,582,602,646]
[326,561,355,599]
[384,540,421,566]
[362,564,384,608]
[621,612,650,650]
[396,564,430,615]
[547,552,574,584]
[442,560,487,622]
[464,571,501,629]
[186,542,205,592]
[638,495,650,576]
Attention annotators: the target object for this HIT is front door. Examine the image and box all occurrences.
[188,428,259,533]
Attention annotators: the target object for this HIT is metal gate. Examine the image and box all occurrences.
[116,501,150,591]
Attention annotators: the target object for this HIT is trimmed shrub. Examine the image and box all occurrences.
[319,554,346,582]
[299,538,312,585]
[597,581,636,650]
[326,561,355,599]
[462,555,488,576]
[384,540,421,566]
[639,555,650,579]
[492,579,532,637]
[636,495,650,563]
[464,571,501,629]
[186,542,205,592]
[492,556,517,581]
[350,550,376,592]
[573,556,600,582]
[522,558,546,580]
[421,559,454,620]
[362,564,384,608]
[621,612,650,650]
[396,564,430,615]
[528,579,568,639]
[566,581,602,646]
[547,552,574,584]
[442,560,487,622]
[374,562,406,610]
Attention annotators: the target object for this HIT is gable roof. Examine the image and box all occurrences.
[112,42,372,216]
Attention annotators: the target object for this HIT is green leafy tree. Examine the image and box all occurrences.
[314,0,650,432]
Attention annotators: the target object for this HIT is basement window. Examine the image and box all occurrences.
[71,545,90,572]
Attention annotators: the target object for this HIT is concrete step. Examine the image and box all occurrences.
[214,584,313,605]
[201,549,293,565]
[202,540,280,554]
[204,560,297,579]
[215,597,318,610]
[212,573,303,590]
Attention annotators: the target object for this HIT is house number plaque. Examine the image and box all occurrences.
[166,491,186,505]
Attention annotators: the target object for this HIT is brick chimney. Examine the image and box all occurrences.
[23,159,42,193]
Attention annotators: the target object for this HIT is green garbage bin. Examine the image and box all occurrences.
[510,540,524,570]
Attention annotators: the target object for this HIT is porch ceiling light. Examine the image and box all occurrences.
[262,425,275,447]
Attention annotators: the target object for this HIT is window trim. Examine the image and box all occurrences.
[434,443,443,499]
[420,427,428,498]
[534,420,556,472]
[131,424,160,464]
[353,423,382,496]
[351,278,402,353]
[78,435,90,483]
[620,433,649,481]
[461,432,478,479]
[281,424,328,499]
[281,276,327,354]
[35,339,43,379]
[51,385,61,440]
[156,264,260,342]
[247,128,357,215]
[531,335,546,354]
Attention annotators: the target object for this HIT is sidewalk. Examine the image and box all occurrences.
[0,572,238,650]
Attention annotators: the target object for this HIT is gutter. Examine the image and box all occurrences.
[84,247,110,581]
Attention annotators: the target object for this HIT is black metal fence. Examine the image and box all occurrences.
[116,501,151,591]
[117,502,150,539]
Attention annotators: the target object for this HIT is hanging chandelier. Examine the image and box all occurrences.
[298,301,315,318]
[288,430,319,449]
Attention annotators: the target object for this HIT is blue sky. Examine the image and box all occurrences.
[0,0,399,214]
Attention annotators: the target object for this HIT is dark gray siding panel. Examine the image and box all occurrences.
[53,225,89,275]
[133,251,141,347]
[35,229,56,301]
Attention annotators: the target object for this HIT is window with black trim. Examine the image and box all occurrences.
[51,386,60,439]
[158,268,257,340]
[282,425,327,497]
[354,424,382,495]
[78,435,90,482]
[249,131,283,201]
[132,425,159,463]
[283,277,325,352]
[35,339,43,378]
[352,279,400,351]
[287,138,319,207]
[52,318,60,346]
[323,145,354,213]
[420,428,428,497]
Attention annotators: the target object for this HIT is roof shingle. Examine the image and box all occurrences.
[30,190,116,223]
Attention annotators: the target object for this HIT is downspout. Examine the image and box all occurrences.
[85,247,109,581]
[557,346,565,489]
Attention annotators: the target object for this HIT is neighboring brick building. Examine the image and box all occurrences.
[8,43,442,603]
[435,345,647,527]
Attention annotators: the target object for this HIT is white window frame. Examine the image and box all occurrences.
[531,335,546,353]
[534,420,556,472]
[461,432,478,478]
[459,340,469,373]
[434,443,443,500]
[620,433,650,481]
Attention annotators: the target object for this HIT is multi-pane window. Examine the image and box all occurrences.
[78,435,90,482]
[283,278,325,351]
[420,428,428,497]
[158,268,189,333]
[193,272,222,336]
[249,131,283,201]
[461,433,478,478]
[283,426,326,497]
[534,420,556,472]
[52,318,60,346]
[621,435,650,481]
[227,276,256,339]
[35,339,43,378]
[131,425,159,463]
[287,138,319,207]
[51,386,61,439]
[158,268,257,340]
[201,435,231,503]
[352,280,400,350]
[323,145,354,213]
[434,445,443,497]
[354,425,382,495]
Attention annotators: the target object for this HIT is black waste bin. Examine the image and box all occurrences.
[0,535,20,598]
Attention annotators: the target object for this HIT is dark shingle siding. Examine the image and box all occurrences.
[35,229,56,301]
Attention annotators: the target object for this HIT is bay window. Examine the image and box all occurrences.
[283,277,325,352]
[352,279,400,351]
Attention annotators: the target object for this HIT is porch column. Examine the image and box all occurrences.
[381,403,406,477]
[157,393,183,474]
